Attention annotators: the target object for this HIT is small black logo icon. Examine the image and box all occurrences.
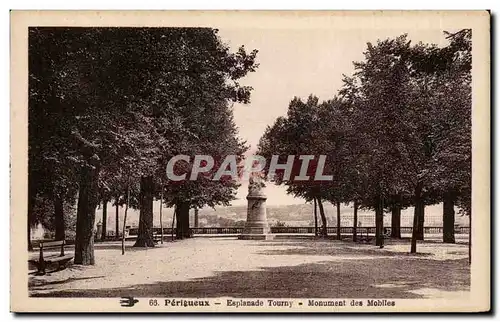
[120,296,139,307]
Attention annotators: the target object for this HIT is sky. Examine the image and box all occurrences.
[217,28,450,206]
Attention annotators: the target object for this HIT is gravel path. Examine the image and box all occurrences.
[29,237,470,299]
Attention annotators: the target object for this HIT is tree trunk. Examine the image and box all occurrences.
[134,176,155,247]
[391,205,401,239]
[194,207,199,228]
[176,202,191,239]
[54,194,65,240]
[375,196,384,247]
[74,165,100,265]
[314,198,318,236]
[101,199,108,241]
[410,183,423,253]
[28,167,36,251]
[171,206,176,241]
[443,192,456,243]
[122,183,130,254]
[28,193,34,251]
[28,220,33,251]
[159,187,164,244]
[316,197,328,237]
[468,211,471,265]
[353,201,358,242]
[416,203,425,240]
[336,200,341,240]
[115,198,119,240]
[410,204,419,253]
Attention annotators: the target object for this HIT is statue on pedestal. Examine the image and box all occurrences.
[239,170,274,240]
[248,171,265,196]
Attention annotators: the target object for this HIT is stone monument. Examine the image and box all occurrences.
[238,172,274,240]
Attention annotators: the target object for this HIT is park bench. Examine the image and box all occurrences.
[356,228,391,245]
[153,234,162,244]
[357,234,373,243]
[29,240,73,275]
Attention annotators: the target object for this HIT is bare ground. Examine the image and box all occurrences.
[29,237,470,299]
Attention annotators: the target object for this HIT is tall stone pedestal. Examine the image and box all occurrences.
[239,190,274,240]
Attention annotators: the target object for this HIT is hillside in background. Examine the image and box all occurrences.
[91,202,470,233]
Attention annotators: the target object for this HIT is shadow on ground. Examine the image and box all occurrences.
[254,240,436,258]
[256,237,468,248]
[31,239,469,299]
[29,276,106,291]
[91,243,172,251]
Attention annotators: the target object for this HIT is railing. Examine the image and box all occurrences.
[192,227,245,234]
[125,226,470,236]
[127,227,244,236]
[271,227,315,234]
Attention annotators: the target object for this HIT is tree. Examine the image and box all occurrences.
[258,96,333,237]
[29,28,183,263]
[122,179,132,254]
[390,29,472,245]
[135,176,155,247]
[343,36,421,248]
[100,199,108,241]
[257,31,471,254]
[29,27,258,258]
[376,192,412,239]
[315,98,354,241]
[155,30,258,240]
[342,33,472,252]
[410,30,472,243]
[352,201,359,242]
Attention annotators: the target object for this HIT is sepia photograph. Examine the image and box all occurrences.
[10,10,490,312]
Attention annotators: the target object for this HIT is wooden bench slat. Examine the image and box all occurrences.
[31,255,73,264]
[43,255,73,263]
[41,240,65,248]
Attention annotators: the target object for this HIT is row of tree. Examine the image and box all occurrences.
[258,30,471,253]
[28,27,259,264]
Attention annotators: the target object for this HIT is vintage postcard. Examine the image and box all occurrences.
[10,10,490,312]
